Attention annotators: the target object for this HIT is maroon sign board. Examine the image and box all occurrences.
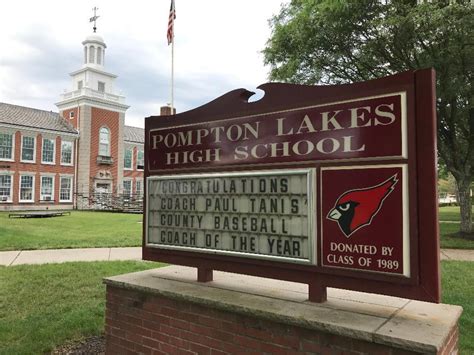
[143,69,440,303]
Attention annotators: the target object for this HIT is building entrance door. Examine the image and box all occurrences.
[95,183,111,194]
[94,182,112,209]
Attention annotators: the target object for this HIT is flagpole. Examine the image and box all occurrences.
[167,0,176,114]
[171,33,174,113]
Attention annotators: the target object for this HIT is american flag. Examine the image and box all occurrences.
[167,0,176,45]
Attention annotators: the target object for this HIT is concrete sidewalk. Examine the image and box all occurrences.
[440,248,474,262]
[0,247,473,267]
[0,247,142,266]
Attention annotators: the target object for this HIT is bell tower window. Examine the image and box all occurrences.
[98,81,105,93]
[89,46,95,63]
[97,48,102,65]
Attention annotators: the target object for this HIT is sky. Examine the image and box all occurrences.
[0,0,286,128]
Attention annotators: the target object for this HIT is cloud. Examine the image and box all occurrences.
[0,0,285,128]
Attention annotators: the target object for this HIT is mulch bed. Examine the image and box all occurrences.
[51,335,105,355]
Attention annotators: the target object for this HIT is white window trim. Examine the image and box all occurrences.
[19,174,35,203]
[59,176,74,203]
[99,126,111,157]
[135,178,143,195]
[40,175,55,202]
[0,132,15,162]
[0,172,13,203]
[98,81,105,92]
[20,135,36,164]
[136,150,144,171]
[41,138,56,165]
[60,141,74,166]
[123,178,133,195]
[124,148,133,170]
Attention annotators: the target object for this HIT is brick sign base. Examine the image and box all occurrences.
[104,267,461,355]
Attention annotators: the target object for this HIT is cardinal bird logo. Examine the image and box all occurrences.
[327,174,398,237]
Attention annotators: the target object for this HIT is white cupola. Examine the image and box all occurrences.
[56,15,128,111]
[82,34,107,69]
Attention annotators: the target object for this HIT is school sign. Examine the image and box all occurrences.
[143,69,440,303]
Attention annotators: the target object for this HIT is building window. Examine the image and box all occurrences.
[136,180,143,196]
[61,141,73,165]
[69,111,75,119]
[123,180,132,198]
[99,127,110,156]
[136,150,144,170]
[42,138,55,164]
[84,47,87,64]
[20,175,34,202]
[60,177,73,202]
[21,136,35,162]
[98,81,105,93]
[78,80,83,90]
[0,133,14,161]
[40,176,54,201]
[124,149,133,170]
[89,46,95,63]
[0,175,12,202]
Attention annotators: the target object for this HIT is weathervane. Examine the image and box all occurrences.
[89,7,100,33]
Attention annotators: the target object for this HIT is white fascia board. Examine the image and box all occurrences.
[69,67,118,79]
[124,140,144,146]
[55,97,129,113]
[0,123,79,138]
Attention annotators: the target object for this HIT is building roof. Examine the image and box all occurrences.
[0,102,144,143]
[124,125,144,144]
[0,102,78,134]
[83,33,106,45]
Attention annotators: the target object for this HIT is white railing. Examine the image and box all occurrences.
[60,88,126,104]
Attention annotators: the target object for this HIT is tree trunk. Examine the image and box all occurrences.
[456,179,473,234]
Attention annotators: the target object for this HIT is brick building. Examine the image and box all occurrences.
[0,33,144,211]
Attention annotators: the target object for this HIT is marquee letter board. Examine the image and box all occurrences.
[143,69,440,303]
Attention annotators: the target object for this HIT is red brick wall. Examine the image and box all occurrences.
[60,108,79,129]
[90,107,120,192]
[106,286,456,355]
[440,325,459,355]
[0,130,75,209]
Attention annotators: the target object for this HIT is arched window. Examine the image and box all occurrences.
[84,47,88,64]
[99,127,110,156]
[89,46,95,63]
[97,48,102,65]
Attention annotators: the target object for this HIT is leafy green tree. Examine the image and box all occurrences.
[264,0,474,234]
[438,174,456,194]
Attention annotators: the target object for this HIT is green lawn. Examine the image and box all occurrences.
[438,206,474,222]
[0,261,160,355]
[442,261,474,353]
[0,261,472,354]
[439,206,474,249]
[440,223,474,249]
[0,211,142,251]
[1,208,473,251]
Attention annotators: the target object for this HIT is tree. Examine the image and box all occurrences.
[264,0,474,234]
[438,174,456,194]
